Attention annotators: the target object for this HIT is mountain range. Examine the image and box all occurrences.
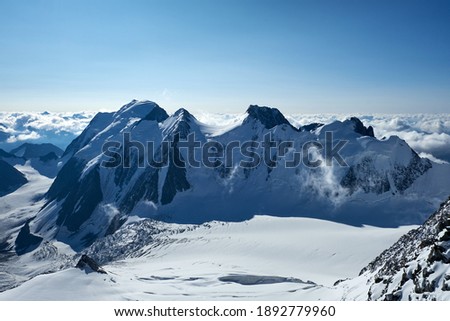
[13,99,450,251]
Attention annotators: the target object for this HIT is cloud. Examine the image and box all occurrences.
[195,112,243,127]
[0,111,96,150]
[1,109,449,163]
[360,115,450,163]
[418,152,448,164]
[7,131,41,143]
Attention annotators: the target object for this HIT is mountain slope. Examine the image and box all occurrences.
[350,196,450,300]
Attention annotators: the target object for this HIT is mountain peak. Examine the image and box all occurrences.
[162,108,198,139]
[346,117,375,137]
[116,100,161,119]
[245,105,296,130]
[173,108,195,121]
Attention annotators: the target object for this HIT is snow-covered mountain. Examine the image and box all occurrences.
[0,100,449,300]
[18,100,450,251]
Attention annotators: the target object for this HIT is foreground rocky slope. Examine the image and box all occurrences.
[353,196,450,300]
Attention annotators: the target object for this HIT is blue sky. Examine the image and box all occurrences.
[0,0,449,113]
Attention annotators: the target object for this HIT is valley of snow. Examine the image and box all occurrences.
[0,165,55,292]
[0,212,414,300]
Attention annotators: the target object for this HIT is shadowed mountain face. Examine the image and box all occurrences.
[17,100,450,251]
[0,159,27,197]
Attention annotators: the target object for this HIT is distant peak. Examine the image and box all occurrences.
[116,100,162,120]
[162,108,197,139]
[173,108,195,121]
[245,105,295,130]
[347,117,375,137]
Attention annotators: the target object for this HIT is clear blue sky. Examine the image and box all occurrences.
[0,0,449,113]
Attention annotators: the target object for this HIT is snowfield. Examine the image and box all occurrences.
[0,215,413,300]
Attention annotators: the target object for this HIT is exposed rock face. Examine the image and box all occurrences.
[245,105,298,130]
[341,151,432,195]
[340,157,391,194]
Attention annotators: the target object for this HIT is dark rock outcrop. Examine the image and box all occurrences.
[245,105,298,131]
[348,117,375,137]
[75,254,107,274]
[15,221,43,255]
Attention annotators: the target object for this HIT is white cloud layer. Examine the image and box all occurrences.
[0,110,449,164]
[0,111,96,151]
